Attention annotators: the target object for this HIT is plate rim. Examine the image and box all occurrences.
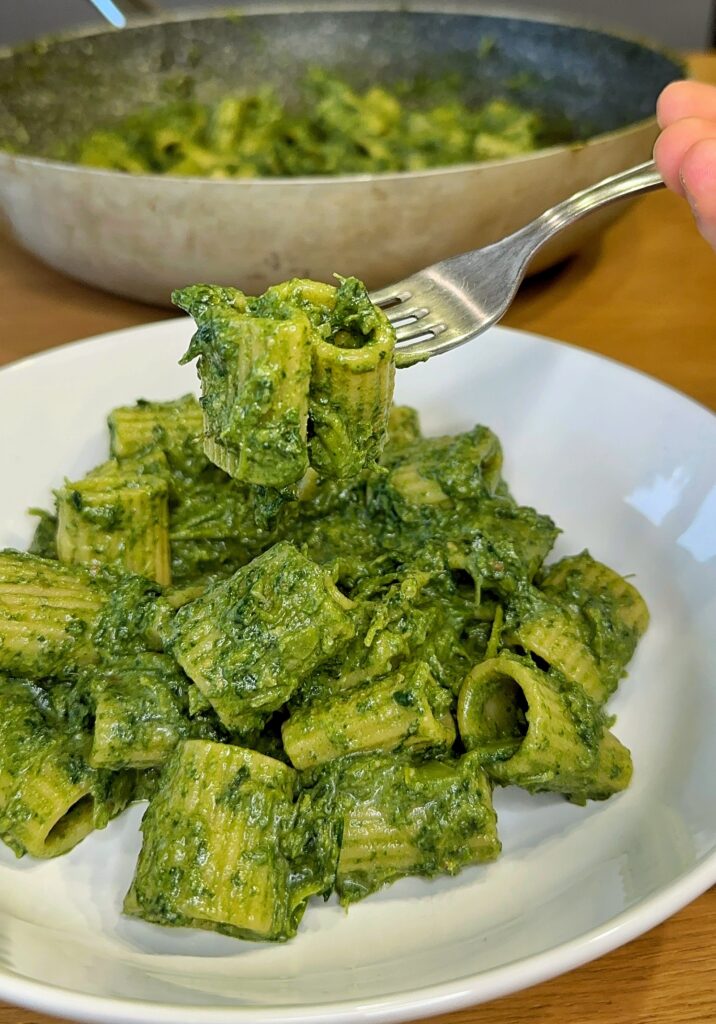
[3,317,715,427]
[1,853,714,1024]
[0,319,714,1024]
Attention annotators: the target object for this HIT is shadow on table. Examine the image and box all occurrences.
[505,235,605,329]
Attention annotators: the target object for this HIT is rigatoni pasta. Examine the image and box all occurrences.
[170,541,354,733]
[0,274,648,946]
[57,466,171,585]
[297,750,500,904]
[538,552,650,699]
[82,654,191,770]
[174,275,396,487]
[457,654,632,804]
[282,662,455,770]
[125,740,334,941]
[0,675,132,858]
[108,394,205,463]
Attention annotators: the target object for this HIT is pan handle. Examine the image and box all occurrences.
[84,0,161,27]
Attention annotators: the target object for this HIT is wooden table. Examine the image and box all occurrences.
[0,54,715,1024]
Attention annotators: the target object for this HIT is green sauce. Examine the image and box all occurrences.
[0,274,648,931]
[67,69,568,177]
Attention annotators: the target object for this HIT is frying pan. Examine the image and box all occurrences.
[0,3,682,305]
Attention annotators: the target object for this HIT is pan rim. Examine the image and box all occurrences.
[0,1,682,185]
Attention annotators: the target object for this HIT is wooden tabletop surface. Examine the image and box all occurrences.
[0,52,715,1024]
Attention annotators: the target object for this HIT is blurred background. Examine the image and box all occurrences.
[1,0,715,49]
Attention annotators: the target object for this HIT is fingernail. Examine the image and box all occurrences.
[679,170,699,216]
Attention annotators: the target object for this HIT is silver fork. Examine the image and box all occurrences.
[372,160,663,368]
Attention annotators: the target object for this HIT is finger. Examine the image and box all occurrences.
[680,137,716,251]
[653,118,716,194]
[657,81,716,128]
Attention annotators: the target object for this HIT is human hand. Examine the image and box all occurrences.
[654,81,716,251]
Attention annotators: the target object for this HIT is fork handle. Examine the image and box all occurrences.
[515,159,664,250]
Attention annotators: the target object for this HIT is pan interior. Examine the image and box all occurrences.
[0,6,682,162]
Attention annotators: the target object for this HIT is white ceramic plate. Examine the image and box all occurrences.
[0,321,714,1024]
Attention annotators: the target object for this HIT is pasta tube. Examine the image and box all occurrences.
[282,661,455,770]
[299,750,500,904]
[505,597,604,703]
[457,654,632,802]
[538,552,649,699]
[308,277,395,480]
[0,676,132,858]
[2,744,97,858]
[170,541,354,732]
[375,425,505,520]
[56,469,171,585]
[175,285,312,486]
[108,394,204,462]
[125,740,326,941]
[86,654,190,770]
[0,550,171,679]
[0,550,106,678]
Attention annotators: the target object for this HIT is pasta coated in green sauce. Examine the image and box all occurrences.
[175,276,396,488]
[0,272,647,945]
[67,69,568,178]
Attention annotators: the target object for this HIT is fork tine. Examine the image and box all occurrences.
[394,325,477,368]
[369,270,431,307]
[394,321,447,344]
[386,306,429,327]
[370,288,412,309]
